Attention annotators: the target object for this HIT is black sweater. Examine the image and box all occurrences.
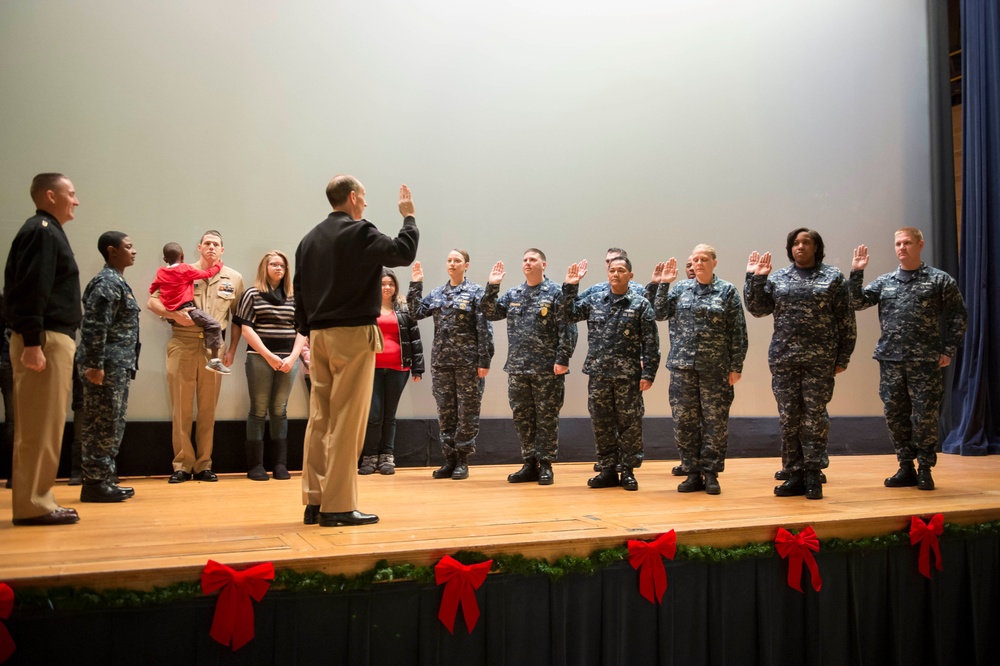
[294,212,418,333]
[2,211,81,346]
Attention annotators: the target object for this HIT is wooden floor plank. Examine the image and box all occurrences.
[1,455,998,590]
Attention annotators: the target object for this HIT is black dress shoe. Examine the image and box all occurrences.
[671,465,686,477]
[80,481,131,503]
[587,468,619,488]
[168,470,192,484]
[303,504,320,525]
[193,470,218,482]
[318,510,379,526]
[620,468,638,491]
[13,506,80,526]
[508,460,539,483]
[537,461,554,486]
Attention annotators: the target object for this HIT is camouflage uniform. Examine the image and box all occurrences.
[75,266,141,483]
[482,278,578,462]
[578,279,647,300]
[850,263,966,467]
[654,277,748,474]
[563,283,660,470]
[408,279,494,457]
[745,264,856,472]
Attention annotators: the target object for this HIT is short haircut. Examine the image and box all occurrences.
[254,250,294,297]
[382,267,405,307]
[606,247,628,259]
[608,255,632,272]
[326,175,362,207]
[450,248,470,263]
[162,242,184,264]
[30,173,67,203]
[786,227,825,264]
[895,227,924,242]
[97,231,128,261]
[200,230,224,246]
[523,248,546,262]
[692,244,717,260]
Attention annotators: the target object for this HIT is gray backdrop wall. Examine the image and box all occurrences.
[0,0,934,423]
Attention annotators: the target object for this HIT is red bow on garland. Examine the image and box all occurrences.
[775,527,822,592]
[627,530,677,604]
[0,583,15,663]
[909,514,944,579]
[435,555,492,634]
[200,560,274,651]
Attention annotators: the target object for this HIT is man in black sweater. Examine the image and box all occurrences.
[294,176,418,527]
[3,173,82,526]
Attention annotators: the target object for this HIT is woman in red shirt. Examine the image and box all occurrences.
[359,269,424,475]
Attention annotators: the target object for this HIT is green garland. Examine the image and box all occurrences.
[10,520,1000,613]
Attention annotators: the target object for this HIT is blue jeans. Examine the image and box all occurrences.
[363,368,409,456]
[245,353,297,441]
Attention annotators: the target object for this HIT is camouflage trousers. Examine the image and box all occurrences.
[771,364,835,472]
[508,373,565,463]
[879,360,942,467]
[79,366,132,482]
[588,376,644,470]
[432,366,485,457]
[668,367,734,474]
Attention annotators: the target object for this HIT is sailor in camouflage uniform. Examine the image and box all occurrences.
[745,228,856,500]
[850,228,967,491]
[578,248,648,300]
[76,232,140,503]
[408,249,494,480]
[481,249,578,485]
[652,247,748,495]
[563,256,659,491]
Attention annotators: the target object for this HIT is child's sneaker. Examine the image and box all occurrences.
[205,359,231,375]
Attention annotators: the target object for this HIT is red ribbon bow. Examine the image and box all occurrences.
[435,556,492,634]
[627,530,677,604]
[909,514,944,579]
[775,527,822,592]
[200,560,274,651]
[0,583,15,663]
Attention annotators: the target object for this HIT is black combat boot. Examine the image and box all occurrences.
[804,470,823,500]
[588,468,619,488]
[672,464,686,476]
[619,467,638,491]
[916,464,935,491]
[704,472,721,495]
[507,458,539,483]
[537,460,554,485]
[451,451,470,480]
[677,472,705,493]
[80,479,131,503]
[884,461,918,487]
[774,471,806,496]
[432,452,457,479]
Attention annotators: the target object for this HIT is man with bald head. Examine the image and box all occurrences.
[295,175,419,527]
[3,173,82,525]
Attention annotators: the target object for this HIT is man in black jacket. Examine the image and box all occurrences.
[3,173,82,526]
[294,176,418,527]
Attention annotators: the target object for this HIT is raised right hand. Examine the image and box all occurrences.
[852,245,869,271]
[411,261,424,282]
[746,251,760,273]
[754,252,772,276]
[398,184,415,217]
[565,262,582,285]
[488,261,505,285]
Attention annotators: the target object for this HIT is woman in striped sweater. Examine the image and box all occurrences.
[235,251,306,481]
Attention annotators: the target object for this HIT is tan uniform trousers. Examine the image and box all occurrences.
[10,331,75,520]
[167,329,222,473]
[302,325,381,513]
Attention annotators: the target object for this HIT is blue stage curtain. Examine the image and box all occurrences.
[944,0,1000,456]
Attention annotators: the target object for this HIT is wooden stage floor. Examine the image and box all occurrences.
[2,455,999,591]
